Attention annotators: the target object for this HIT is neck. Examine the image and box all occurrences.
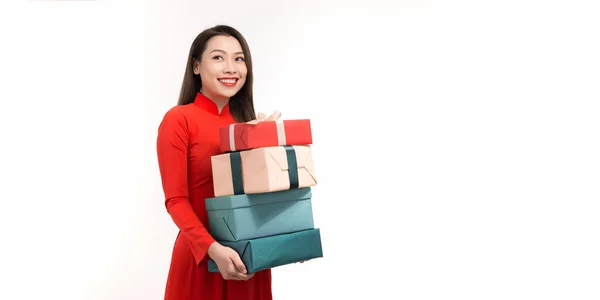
[203,92,229,113]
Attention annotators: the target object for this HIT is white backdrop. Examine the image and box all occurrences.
[1,0,599,299]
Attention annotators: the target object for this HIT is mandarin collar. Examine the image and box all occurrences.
[193,92,231,117]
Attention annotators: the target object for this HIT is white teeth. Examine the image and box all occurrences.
[219,79,236,84]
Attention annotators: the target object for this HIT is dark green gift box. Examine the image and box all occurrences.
[207,228,323,274]
[205,187,315,242]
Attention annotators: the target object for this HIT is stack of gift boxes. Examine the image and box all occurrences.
[205,118,323,274]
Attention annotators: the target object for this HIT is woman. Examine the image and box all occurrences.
[156,25,278,300]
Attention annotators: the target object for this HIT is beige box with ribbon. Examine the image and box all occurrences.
[211,145,317,197]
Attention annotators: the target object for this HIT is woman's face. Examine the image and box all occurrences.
[194,35,247,104]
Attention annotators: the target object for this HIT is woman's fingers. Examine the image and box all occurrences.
[265,111,281,121]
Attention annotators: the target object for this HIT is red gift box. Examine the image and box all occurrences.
[220,119,312,152]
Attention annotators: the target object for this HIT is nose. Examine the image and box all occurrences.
[224,59,237,74]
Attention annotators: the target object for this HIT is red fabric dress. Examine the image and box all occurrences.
[156,92,272,300]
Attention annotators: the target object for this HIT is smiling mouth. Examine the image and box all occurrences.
[218,78,238,85]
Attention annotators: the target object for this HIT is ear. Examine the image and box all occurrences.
[193,59,200,75]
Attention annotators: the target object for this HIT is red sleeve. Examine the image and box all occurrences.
[156,107,216,266]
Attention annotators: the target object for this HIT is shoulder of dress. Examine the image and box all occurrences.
[158,104,197,129]
[162,104,196,119]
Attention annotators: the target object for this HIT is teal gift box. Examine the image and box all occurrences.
[207,228,323,274]
[205,187,314,242]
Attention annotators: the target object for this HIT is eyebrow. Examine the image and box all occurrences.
[209,49,244,55]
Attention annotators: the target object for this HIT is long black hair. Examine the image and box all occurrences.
[177,25,256,122]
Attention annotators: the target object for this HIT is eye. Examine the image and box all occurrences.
[236,57,245,61]
[212,55,224,60]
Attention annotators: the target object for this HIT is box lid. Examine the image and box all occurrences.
[205,187,312,211]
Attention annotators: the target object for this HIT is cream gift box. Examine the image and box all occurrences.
[211,145,317,197]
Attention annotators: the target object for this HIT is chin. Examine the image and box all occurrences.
[220,89,242,98]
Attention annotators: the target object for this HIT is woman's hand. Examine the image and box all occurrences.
[256,111,281,122]
[207,242,254,281]
[247,111,281,124]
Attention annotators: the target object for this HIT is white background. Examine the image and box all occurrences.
[1,0,599,299]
